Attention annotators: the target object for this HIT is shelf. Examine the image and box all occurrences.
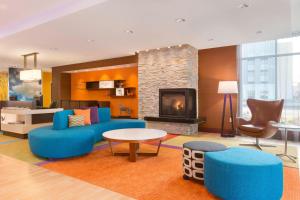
[110,95,136,98]
[111,87,136,97]
[86,80,127,90]
[85,80,136,98]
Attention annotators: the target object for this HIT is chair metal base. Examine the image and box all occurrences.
[240,138,275,150]
[276,154,297,163]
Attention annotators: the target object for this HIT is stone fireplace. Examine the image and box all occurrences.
[138,44,198,135]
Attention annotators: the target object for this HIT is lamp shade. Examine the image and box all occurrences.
[20,69,42,81]
[218,81,238,94]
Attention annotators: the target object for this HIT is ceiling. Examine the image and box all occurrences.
[0,0,299,69]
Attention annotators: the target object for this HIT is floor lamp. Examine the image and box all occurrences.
[218,81,238,137]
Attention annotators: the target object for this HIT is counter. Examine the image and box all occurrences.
[1,108,63,138]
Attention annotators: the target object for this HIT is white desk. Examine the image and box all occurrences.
[1,108,63,138]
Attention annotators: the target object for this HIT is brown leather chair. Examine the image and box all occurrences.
[238,99,284,150]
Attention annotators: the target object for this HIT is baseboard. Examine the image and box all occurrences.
[3,131,28,139]
[198,127,236,135]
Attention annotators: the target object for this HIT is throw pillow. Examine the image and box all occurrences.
[68,115,85,127]
[82,106,99,124]
[53,110,74,130]
[74,109,91,125]
[98,107,111,122]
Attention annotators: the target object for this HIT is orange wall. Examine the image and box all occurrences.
[0,72,8,101]
[71,66,138,118]
[198,46,238,132]
[42,72,52,107]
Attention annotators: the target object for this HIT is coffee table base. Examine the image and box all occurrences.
[108,141,162,162]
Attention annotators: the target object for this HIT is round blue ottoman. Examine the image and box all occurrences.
[204,147,283,200]
[29,126,95,159]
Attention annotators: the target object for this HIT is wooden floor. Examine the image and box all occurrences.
[0,155,134,200]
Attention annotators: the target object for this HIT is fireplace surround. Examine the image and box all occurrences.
[138,44,199,134]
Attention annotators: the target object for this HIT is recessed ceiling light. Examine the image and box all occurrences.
[175,18,186,23]
[87,39,95,42]
[256,30,263,34]
[125,30,134,34]
[238,3,249,9]
[168,46,171,49]
[178,44,182,47]
[156,48,160,50]
[145,49,149,52]
[0,4,7,10]
[208,38,214,41]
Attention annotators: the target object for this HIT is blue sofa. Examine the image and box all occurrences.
[28,108,145,159]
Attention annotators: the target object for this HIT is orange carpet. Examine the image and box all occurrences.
[42,143,300,200]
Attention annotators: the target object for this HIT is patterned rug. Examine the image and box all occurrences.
[0,132,298,168]
[163,133,299,168]
[0,132,299,199]
[41,142,300,200]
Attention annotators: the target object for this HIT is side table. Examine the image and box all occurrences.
[272,123,300,163]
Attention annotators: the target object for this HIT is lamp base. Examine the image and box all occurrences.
[220,94,235,138]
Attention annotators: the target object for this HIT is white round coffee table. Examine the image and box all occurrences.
[103,128,167,162]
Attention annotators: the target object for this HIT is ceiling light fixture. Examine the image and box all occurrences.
[145,49,149,52]
[256,30,263,34]
[168,46,171,49]
[175,18,186,23]
[0,4,7,10]
[178,44,182,47]
[20,52,42,81]
[156,48,160,50]
[208,38,214,41]
[87,39,95,42]
[238,3,249,9]
[125,30,134,34]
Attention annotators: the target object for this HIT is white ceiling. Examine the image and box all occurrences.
[0,0,299,69]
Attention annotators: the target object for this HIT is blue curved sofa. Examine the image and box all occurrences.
[28,108,145,159]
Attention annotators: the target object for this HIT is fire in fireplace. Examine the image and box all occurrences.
[159,88,196,119]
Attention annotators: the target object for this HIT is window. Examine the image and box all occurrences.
[239,36,300,123]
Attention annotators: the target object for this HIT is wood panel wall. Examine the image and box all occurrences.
[71,66,138,118]
[51,55,138,102]
[198,46,238,133]
[51,48,239,133]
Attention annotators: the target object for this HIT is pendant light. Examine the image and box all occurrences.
[20,52,42,81]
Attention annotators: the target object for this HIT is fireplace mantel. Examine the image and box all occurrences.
[144,116,205,124]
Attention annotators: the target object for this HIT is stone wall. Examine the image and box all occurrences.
[138,44,198,135]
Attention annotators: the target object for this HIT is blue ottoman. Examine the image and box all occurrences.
[204,147,283,200]
[29,126,95,159]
